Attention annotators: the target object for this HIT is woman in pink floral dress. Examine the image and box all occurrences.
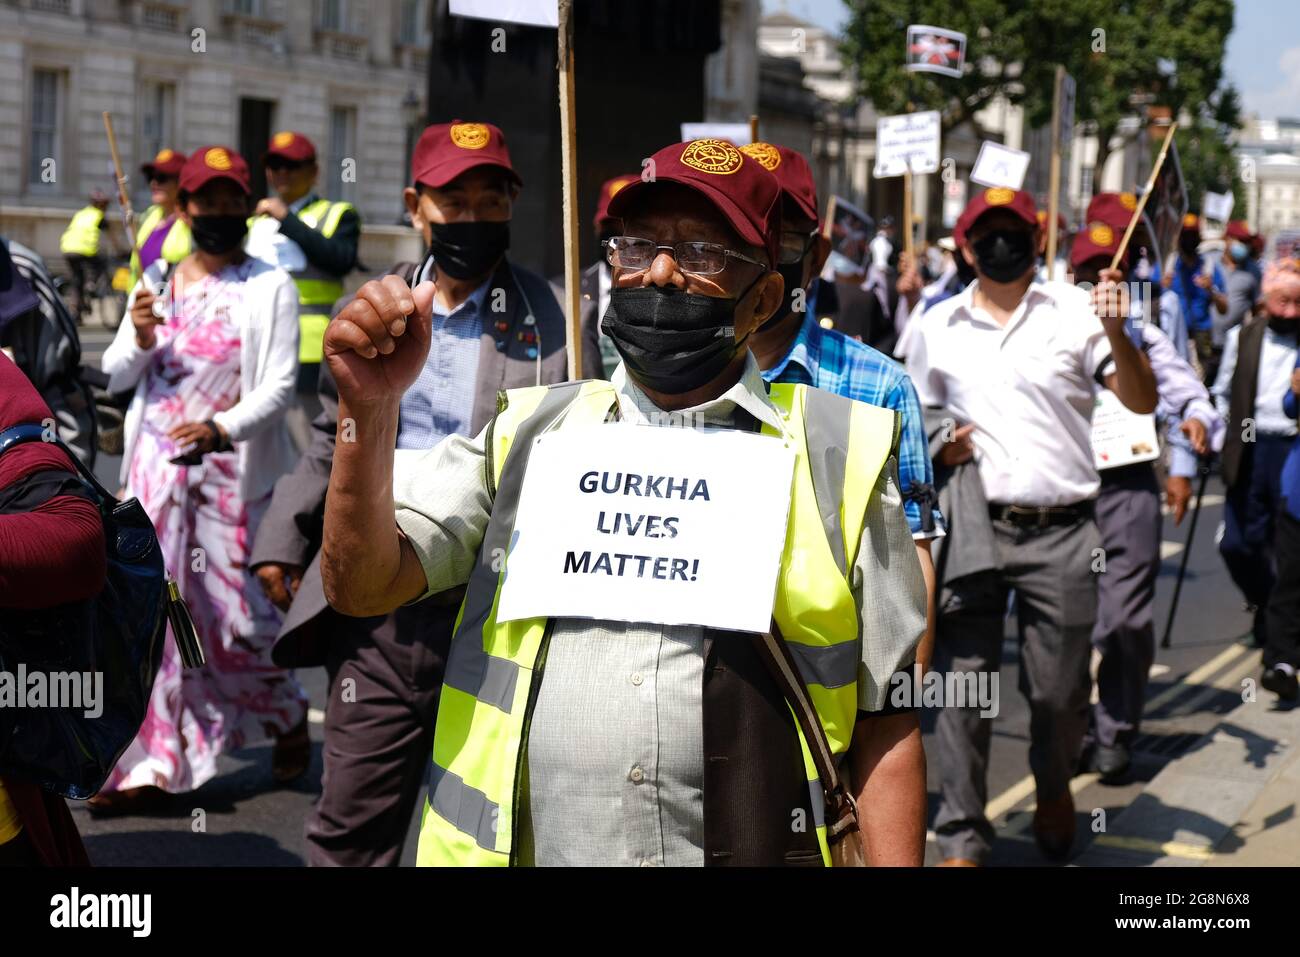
[98,146,306,812]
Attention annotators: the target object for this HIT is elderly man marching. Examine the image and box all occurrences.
[319,138,929,866]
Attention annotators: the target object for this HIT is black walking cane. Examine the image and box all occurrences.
[1161,456,1213,648]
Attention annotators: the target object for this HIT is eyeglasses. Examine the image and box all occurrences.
[778,230,817,265]
[147,173,177,185]
[265,159,305,172]
[603,236,768,276]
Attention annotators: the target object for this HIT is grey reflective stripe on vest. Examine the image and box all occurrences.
[428,762,499,851]
[802,387,851,576]
[441,381,587,712]
[786,639,858,690]
[808,778,826,829]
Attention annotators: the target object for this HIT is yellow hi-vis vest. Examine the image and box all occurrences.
[250,198,354,365]
[416,378,900,866]
[59,206,103,257]
[130,204,192,286]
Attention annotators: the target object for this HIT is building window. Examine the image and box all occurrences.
[319,0,346,31]
[327,105,357,204]
[137,80,176,207]
[226,0,265,15]
[28,68,63,188]
[398,0,420,44]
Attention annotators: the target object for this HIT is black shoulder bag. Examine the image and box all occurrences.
[0,424,203,798]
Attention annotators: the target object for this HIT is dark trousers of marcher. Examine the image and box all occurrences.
[304,600,454,866]
[933,513,1100,864]
[1091,465,1162,749]
[1264,508,1300,671]
[64,253,104,320]
[1220,435,1290,644]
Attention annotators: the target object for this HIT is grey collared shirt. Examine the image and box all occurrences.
[392,355,925,866]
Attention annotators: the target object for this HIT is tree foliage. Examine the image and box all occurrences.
[841,0,1241,196]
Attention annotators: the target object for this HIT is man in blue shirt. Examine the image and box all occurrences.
[1166,213,1227,383]
[742,141,944,670]
[1263,259,1300,701]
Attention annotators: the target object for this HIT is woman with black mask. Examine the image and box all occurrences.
[97,146,306,813]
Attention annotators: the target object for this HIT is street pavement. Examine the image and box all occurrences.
[71,317,1288,867]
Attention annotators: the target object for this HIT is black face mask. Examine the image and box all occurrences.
[428,220,509,280]
[190,215,248,255]
[758,260,806,332]
[1268,316,1298,337]
[972,230,1035,283]
[602,280,759,394]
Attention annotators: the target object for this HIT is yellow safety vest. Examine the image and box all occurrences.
[250,198,355,364]
[59,206,103,257]
[130,205,192,286]
[416,378,900,866]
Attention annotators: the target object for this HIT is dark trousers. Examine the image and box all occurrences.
[64,253,104,319]
[934,513,1100,864]
[1220,435,1290,642]
[1091,466,1162,748]
[1265,508,1300,671]
[304,600,454,866]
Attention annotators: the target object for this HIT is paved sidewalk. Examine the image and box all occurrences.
[1075,673,1300,867]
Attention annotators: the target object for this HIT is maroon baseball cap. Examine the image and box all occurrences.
[1181,212,1202,238]
[593,174,640,232]
[1035,209,1068,232]
[410,120,521,189]
[262,131,316,166]
[740,142,818,222]
[1225,219,1253,243]
[953,187,1038,247]
[1085,192,1139,231]
[141,147,186,179]
[607,139,781,266]
[179,146,251,195]
[1070,220,1128,270]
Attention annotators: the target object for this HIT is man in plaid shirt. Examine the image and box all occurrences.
[742,142,944,669]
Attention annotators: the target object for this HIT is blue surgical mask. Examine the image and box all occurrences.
[1229,241,1249,264]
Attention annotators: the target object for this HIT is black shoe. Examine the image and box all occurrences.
[1261,667,1299,702]
[1094,743,1131,783]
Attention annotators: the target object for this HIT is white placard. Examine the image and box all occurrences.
[680,123,752,146]
[496,424,795,633]
[942,176,967,229]
[1203,190,1234,224]
[874,111,941,178]
[1091,390,1160,470]
[449,0,558,27]
[905,24,967,78]
[970,141,1032,190]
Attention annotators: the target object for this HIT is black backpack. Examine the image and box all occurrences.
[0,424,202,798]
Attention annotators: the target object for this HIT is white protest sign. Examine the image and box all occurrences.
[680,122,752,146]
[874,111,940,178]
[1091,390,1159,470]
[1203,190,1234,224]
[449,0,558,27]
[496,424,795,633]
[970,141,1032,190]
[905,25,967,78]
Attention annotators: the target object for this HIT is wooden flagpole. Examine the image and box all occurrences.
[102,111,139,262]
[1111,121,1179,272]
[558,0,582,380]
[1046,67,1064,280]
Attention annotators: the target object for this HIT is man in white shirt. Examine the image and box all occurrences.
[905,186,1156,866]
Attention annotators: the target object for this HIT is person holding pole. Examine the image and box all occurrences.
[1069,222,1222,782]
[906,186,1157,866]
[248,120,568,865]
[743,141,944,672]
[1265,258,1300,701]
[130,148,191,287]
[1213,258,1300,655]
[319,138,927,866]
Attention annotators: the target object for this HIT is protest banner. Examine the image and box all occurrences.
[680,122,752,146]
[874,110,941,178]
[1112,122,1181,272]
[822,194,876,275]
[1203,190,1234,224]
[905,24,966,78]
[971,141,1031,190]
[1091,390,1159,470]
[496,424,795,633]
